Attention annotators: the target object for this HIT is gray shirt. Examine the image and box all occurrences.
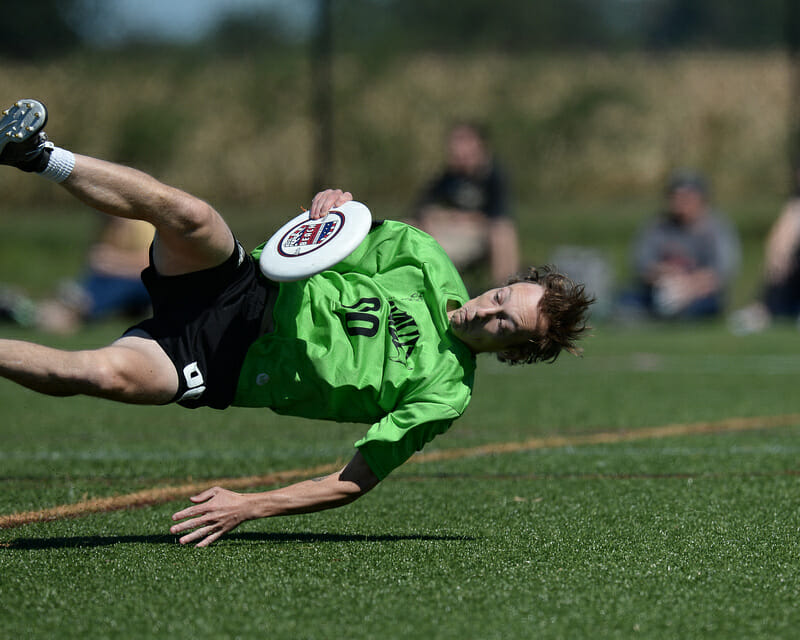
[632,209,740,288]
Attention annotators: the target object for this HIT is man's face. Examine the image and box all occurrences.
[447,126,487,175]
[448,282,545,355]
[668,187,707,225]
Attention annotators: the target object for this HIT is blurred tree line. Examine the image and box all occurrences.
[331,0,789,53]
[0,0,794,59]
[0,0,797,209]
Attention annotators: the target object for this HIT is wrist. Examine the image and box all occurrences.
[244,491,276,520]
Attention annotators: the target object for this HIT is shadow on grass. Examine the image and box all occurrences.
[1,531,475,550]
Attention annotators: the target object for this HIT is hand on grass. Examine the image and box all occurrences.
[170,486,252,547]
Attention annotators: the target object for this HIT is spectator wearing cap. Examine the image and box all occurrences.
[620,169,740,319]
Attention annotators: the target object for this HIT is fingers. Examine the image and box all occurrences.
[169,486,243,547]
[170,513,203,534]
[170,514,226,547]
[170,488,217,542]
[173,521,225,548]
[189,487,218,503]
[309,189,353,219]
[171,487,218,521]
[175,524,215,546]
[171,503,205,522]
[194,530,225,548]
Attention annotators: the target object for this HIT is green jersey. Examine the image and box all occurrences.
[234,221,476,479]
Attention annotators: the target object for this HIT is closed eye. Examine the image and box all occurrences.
[494,287,509,305]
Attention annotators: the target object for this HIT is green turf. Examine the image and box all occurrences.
[2,319,800,639]
[2,205,800,638]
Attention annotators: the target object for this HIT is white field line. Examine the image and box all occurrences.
[1,413,799,529]
[482,353,800,376]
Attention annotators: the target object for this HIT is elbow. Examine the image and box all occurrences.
[338,452,381,498]
[338,472,379,501]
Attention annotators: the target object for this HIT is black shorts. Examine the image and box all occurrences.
[126,242,273,410]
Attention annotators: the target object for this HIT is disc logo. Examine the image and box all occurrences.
[278,211,344,257]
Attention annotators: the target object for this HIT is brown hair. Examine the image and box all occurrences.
[498,265,594,365]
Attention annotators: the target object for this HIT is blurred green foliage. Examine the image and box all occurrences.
[0,50,793,207]
[113,106,185,172]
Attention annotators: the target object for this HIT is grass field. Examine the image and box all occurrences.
[2,321,799,639]
[1,206,800,638]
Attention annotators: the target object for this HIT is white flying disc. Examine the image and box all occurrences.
[259,200,372,281]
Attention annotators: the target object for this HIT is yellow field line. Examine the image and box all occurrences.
[410,413,800,463]
[2,413,799,530]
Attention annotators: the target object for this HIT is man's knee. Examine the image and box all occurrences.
[77,350,125,395]
[151,196,234,275]
[80,344,177,404]
[163,193,220,238]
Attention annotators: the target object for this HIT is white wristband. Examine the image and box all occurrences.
[38,147,75,183]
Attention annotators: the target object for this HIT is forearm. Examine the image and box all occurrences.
[686,268,721,297]
[170,451,380,546]
[489,219,519,284]
[245,471,372,519]
[764,208,800,280]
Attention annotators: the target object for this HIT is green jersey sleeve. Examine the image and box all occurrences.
[355,401,462,480]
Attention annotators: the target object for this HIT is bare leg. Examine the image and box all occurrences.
[0,334,178,404]
[1,127,224,404]
[61,154,235,276]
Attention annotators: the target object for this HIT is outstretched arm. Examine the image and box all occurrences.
[489,218,519,285]
[170,451,379,547]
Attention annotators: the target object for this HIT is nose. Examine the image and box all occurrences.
[474,304,499,320]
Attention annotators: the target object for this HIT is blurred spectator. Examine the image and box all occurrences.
[728,166,800,334]
[619,169,740,320]
[0,216,153,333]
[411,122,519,287]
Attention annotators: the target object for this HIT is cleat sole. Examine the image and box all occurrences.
[0,99,47,155]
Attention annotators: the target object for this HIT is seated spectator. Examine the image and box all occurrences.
[620,169,740,320]
[0,216,153,333]
[728,167,800,334]
[411,122,519,288]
